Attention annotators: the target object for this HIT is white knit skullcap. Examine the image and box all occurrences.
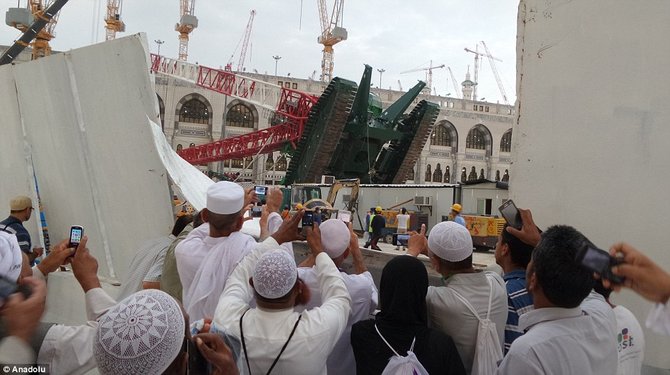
[428,221,473,262]
[320,219,350,258]
[253,249,298,299]
[207,181,244,215]
[0,231,24,282]
[94,289,185,375]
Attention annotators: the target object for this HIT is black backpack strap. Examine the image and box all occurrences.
[240,309,302,375]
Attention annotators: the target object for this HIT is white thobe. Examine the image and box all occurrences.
[496,291,618,374]
[297,266,378,375]
[175,223,213,300]
[183,231,256,321]
[37,288,117,375]
[213,238,351,375]
[426,271,508,374]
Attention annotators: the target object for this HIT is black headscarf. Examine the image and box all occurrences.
[376,255,428,325]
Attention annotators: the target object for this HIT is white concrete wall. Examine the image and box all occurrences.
[513,0,670,369]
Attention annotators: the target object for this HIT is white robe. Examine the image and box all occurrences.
[181,229,256,321]
[213,238,351,375]
[175,223,211,295]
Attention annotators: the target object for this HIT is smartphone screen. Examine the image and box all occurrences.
[254,185,267,204]
[576,245,625,284]
[69,226,84,248]
[339,210,351,223]
[499,200,522,229]
[302,212,314,227]
[251,204,262,218]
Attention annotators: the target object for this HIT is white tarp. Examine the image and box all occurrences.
[0,34,174,282]
[513,0,670,369]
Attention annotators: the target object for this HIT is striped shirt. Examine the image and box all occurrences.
[0,216,31,254]
[503,269,534,354]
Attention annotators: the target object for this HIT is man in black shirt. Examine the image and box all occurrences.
[1,196,42,265]
[369,206,386,251]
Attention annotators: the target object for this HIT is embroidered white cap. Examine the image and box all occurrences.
[0,231,23,282]
[207,181,244,215]
[428,221,473,262]
[94,289,185,375]
[320,219,350,258]
[253,249,298,299]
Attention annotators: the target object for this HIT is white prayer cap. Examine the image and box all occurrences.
[320,219,350,258]
[94,290,185,375]
[253,249,298,299]
[428,221,473,262]
[207,181,244,215]
[0,231,24,282]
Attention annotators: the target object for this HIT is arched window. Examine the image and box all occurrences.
[409,167,415,180]
[157,93,165,130]
[226,104,255,128]
[275,156,287,171]
[431,125,451,146]
[466,128,487,149]
[479,168,485,180]
[444,166,450,183]
[179,99,210,124]
[500,129,512,153]
[176,144,183,152]
[468,166,478,181]
[425,164,432,182]
[495,170,501,181]
[433,163,443,182]
[461,167,467,182]
[265,154,274,170]
[230,159,244,168]
[502,169,510,182]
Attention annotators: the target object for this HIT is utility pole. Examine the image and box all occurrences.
[272,55,281,76]
[154,39,164,56]
[377,68,385,88]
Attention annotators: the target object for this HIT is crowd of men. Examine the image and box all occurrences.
[0,187,669,374]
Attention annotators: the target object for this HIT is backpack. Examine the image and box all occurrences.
[374,323,430,375]
[451,277,503,375]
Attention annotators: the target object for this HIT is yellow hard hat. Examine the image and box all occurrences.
[295,203,304,210]
[451,203,462,213]
[375,206,382,213]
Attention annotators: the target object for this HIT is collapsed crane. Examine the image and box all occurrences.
[104,0,125,41]
[175,0,198,61]
[317,0,347,82]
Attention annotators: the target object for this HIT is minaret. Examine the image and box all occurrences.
[461,66,477,100]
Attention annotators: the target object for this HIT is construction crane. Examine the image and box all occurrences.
[5,0,66,60]
[175,0,198,61]
[447,67,461,98]
[317,0,347,82]
[400,61,445,94]
[397,80,402,91]
[464,43,501,101]
[104,0,125,41]
[480,41,509,105]
[235,10,256,71]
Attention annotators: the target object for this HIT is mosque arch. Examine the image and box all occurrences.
[500,128,513,153]
[466,124,493,155]
[225,101,258,129]
[431,120,458,149]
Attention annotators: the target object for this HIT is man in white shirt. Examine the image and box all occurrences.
[395,208,410,251]
[177,181,257,321]
[497,224,619,374]
[407,221,507,374]
[297,219,378,375]
[213,213,351,375]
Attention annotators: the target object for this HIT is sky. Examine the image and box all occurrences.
[1,0,519,103]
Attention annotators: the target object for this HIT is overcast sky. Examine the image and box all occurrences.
[1,0,519,103]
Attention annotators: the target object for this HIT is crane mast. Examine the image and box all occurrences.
[236,10,256,71]
[400,61,445,94]
[175,0,198,61]
[447,67,461,98]
[464,43,502,101]
[317,0,347,82]
[480,40,509,105]
[104,0,125,41]
[6,1,63,60]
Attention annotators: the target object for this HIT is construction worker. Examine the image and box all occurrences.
[363,207,376,248]
[365,206,385,251]
[450,203,466,227]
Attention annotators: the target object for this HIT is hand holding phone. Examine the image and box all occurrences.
[576,244,625,284]
[499,200,522,229]
[69,225,84,249]
[254,185,268,204]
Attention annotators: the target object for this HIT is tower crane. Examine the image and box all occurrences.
[104,0,125,41]
[447,67,461,98]
[317,0,347,82]
[400,61,445,94]
[175,0,198,61]
[480,40,509,105]
[5,0,65,60]
[464,43,501,101]
[236,10,256,71]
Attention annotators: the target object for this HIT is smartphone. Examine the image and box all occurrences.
[250,202,263,218]
[187,339,210,375]
[338,210,351,223]
[499,200,522,229]
[576,244,625,284]
[394,234,410,247]
[254,185,268,204]
[302,211,314,227]
[69,225,84,249]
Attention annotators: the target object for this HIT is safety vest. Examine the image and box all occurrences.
[368,213,376,232]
